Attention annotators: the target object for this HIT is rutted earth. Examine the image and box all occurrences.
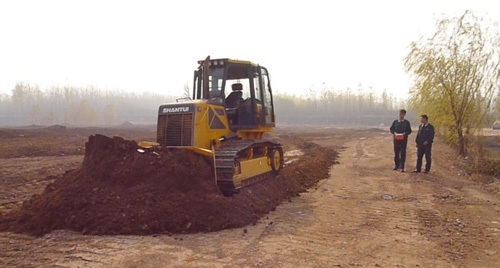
[1,127,500,267]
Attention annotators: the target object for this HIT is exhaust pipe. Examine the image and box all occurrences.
[203,55,210,99]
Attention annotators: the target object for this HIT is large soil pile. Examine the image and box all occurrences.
[0,134,337,236]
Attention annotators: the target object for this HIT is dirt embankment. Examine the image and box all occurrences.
[0,134,337,236]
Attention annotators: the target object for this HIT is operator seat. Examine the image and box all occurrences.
[225,83,243,124]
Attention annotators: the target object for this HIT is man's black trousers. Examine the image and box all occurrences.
[416,144,432,172]
[393,139,408,169]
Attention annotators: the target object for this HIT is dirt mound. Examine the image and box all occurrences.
[119,121,134,128]
[0,134,337,236]
[46,125,67,132]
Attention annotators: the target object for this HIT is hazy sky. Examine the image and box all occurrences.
[0,0,499,99]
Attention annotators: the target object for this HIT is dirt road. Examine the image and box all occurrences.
[1,127,500,267]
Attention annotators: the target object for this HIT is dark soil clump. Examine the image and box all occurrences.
[0,134,337,236]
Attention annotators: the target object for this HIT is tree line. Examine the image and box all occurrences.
[274,86,405,125]
[0,83,175,126]
[0,83,403,126]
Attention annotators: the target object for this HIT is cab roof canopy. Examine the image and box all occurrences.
[197,58,257,67]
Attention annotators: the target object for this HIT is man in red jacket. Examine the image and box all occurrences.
[390,109,412,172]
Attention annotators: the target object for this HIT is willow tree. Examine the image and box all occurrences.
[405,11,500,156]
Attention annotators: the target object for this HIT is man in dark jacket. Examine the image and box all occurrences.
[414,114,435,173]
[390,109,412,172]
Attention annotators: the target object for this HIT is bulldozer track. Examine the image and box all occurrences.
[215,139,282,195]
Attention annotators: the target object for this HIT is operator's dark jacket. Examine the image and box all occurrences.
[390,120,412,138]
[415,123,435,145]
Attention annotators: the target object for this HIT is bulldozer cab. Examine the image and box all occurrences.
[193,58,276,129]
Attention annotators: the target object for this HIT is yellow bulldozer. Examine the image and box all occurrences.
[144,57,283,195]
